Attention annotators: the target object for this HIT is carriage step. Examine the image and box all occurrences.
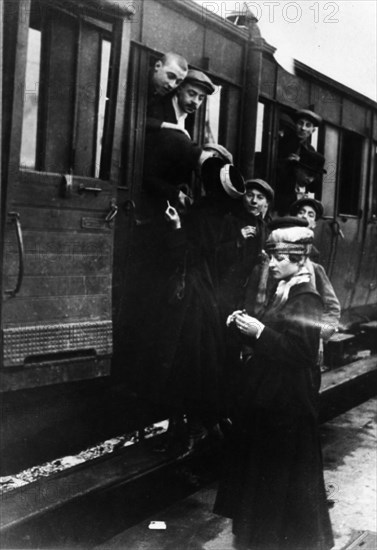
[360,321,377,353]
[343,530,377,549]
[323,333,356,368]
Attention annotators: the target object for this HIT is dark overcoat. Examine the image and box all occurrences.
[214,282,334,550]
[139,198,235,416]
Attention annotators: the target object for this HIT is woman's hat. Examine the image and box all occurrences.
[289,198,324,219]
[201,158,245,199]
[289,147,327,174]
[203,143,233,164]
[266,217,313,255]
[245,178,274,202]
[293,109,322,127]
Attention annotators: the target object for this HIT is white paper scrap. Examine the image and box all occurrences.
[148,521,167,530]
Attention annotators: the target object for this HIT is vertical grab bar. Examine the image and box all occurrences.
[5,212,25,297]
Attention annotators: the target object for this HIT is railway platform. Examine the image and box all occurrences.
[94,397,377,550]
[1,357,376,549]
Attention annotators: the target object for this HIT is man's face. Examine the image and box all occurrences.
[243,188,269,217]
[295,118,315,142]
[176,83,206,114]
[297,205,317,229]
[152,60,187,96]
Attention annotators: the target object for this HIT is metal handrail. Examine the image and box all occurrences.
[5,212,25,297]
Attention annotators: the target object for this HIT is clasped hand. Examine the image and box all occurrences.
[241,226,257,239]
[226,310,263,338]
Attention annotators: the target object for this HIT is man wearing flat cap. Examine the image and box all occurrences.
[144,69,230,209]
[290,197,324,231]
[279,108,322,160]
[147,69,216,136]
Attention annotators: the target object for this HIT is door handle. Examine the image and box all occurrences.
[105,199,118,224]
[5,212,25,297]
[78,183,102,195]
[330,220,344,239]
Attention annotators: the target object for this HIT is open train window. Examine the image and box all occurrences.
[322,125,339,216]
[19,4,113,178]
[20,27,41,169]
[254,101,271,180]
[372,144,377,219]
[338,130,363,216]
[205,85,222,143]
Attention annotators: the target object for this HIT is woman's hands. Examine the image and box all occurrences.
[226,310,265,338]
[165,201,181,229]
[240,225,257,239]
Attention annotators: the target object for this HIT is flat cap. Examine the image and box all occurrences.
[290,197,324,219]
[245,178,274,202]
[185,69,215,95]
[203,143,233,164]
[293,109,322,127]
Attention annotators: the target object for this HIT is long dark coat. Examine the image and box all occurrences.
[214,282,334,550]
[139,197,242,417]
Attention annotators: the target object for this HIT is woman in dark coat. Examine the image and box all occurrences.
[214,218,334,550]
[142,158,246,449]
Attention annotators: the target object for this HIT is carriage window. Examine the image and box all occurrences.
[95,39,112,178]
[253,101,271,180]
[20,28,41,169]
[204,85,222,143]
[372,144,377,218]
[322,125,339,216]
[254,102,268,179]
[311,126,319,150]
[338,130,363,216]
[19,8,113,178]
[255,102,265,153]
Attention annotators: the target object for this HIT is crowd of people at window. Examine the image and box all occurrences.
[136,51,339,550]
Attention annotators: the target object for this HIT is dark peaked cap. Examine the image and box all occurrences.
[293,109,322,126]
[184,69,216,95]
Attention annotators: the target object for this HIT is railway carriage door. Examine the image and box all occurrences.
[1,0,131,391]
[326,129,368,309]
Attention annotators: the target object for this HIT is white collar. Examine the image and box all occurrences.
[172,95,188,124]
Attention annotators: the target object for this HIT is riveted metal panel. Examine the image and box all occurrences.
[3,320,112,367]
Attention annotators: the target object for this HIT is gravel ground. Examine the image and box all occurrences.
[321,397,377,549]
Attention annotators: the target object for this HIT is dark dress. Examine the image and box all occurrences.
[214,282,334,550]
[139,197,238,419]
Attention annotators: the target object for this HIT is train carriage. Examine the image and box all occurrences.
[1,0,376,473]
